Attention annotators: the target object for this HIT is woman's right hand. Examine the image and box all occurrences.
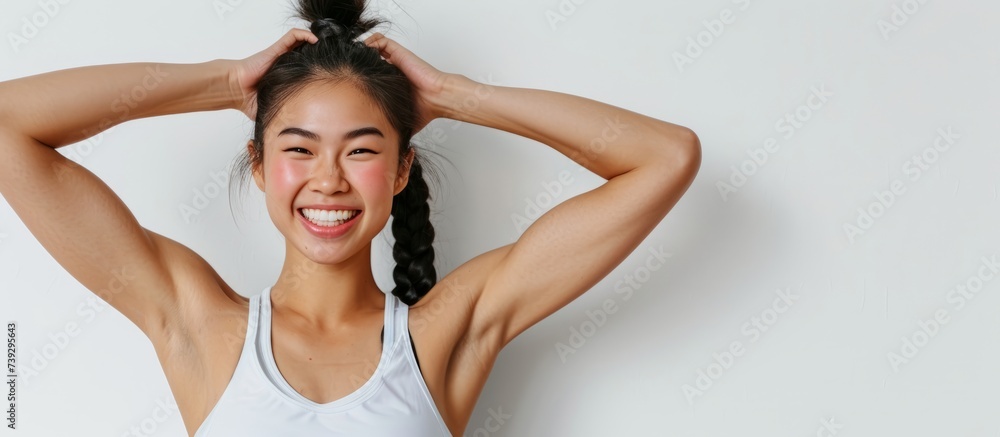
[227,28,318,120]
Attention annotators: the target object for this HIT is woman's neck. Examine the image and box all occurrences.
[270,240,386,329]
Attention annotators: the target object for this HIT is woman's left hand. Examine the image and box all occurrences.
[363,32,455,133]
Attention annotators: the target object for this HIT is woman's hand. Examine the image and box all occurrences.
[363,32,457,133]
[228,28,318,119]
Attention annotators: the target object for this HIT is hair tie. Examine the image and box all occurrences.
[315,18,358,40]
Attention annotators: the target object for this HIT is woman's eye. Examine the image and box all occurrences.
[282,147,374,155]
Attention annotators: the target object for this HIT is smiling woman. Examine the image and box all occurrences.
[236,77,430,276]
[0,0,699,435]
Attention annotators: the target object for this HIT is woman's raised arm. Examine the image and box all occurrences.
[0,60,235,149]
[365,32,701,352]
[0,28,319,147]
[446,75,701,349]
[0,59,236,343]
[0,29,315,342]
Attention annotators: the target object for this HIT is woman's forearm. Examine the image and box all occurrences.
[0,60,237,149]
[433,74,699,180]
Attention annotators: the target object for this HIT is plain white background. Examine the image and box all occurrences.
[2,0,999,435]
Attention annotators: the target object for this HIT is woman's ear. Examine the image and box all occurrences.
[247,140,264,192]
[393,148,415,196]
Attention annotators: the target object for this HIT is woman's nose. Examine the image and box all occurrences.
[308,163,349,194]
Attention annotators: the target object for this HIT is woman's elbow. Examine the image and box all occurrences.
[657,126,701,180]
[678,127,701,171]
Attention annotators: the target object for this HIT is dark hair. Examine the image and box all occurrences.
[228,0,441,306]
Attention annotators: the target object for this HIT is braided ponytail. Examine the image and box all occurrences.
[390,150,437,306]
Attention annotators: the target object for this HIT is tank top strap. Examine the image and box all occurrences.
[382,290,397,347]
[390,295,425,377]
[241,290,261,357]
[391,293,410,343]
[389,293,416,355]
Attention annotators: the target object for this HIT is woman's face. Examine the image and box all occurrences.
[250,80,413,263]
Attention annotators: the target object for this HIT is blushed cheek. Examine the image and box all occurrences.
[267,160,307,215]
[269,160,304,193]
[356,162,395,195]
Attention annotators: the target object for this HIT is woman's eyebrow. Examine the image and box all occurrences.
[276,126,385,142]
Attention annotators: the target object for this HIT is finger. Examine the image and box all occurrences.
[363,32,409,64]
[363,32,399,56]
[278,28,319,49]
[363,33,395,63]
[257,28,318,60]
[363,32,384,47]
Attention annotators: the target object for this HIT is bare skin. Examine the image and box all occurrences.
[0,29,701,436]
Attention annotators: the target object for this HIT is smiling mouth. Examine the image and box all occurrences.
[297,208,362,227]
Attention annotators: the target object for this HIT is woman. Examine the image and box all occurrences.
[0,0,700,435]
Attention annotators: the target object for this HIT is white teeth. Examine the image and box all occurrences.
[300,208,359,227]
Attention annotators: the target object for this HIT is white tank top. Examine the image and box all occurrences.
[194,286,452,436]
